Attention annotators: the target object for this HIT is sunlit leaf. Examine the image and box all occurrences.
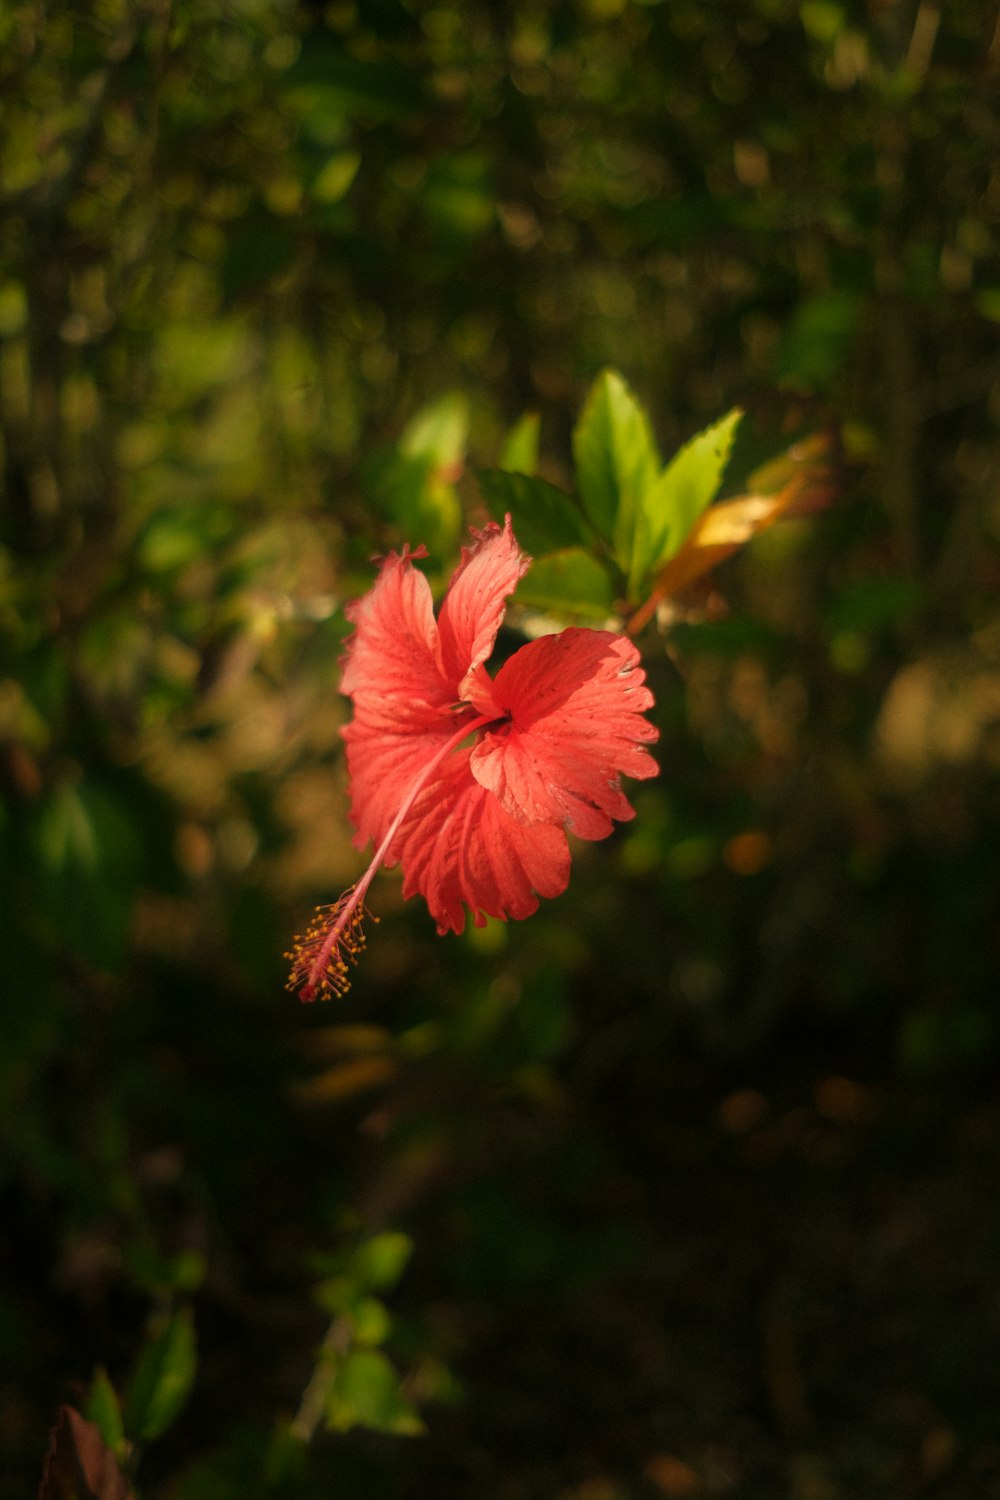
[800,0,846,43]
[349,1232,413,1291]
[572,369,660,561]
[646,495,791,600]
[630,407,742,596]
[314,1282,392,1346]
[499,412,540,475]
[350,1296,393,1347]
[325,1348,425,1436]
[400,392,467,472]
[367,394,468,555]
[628,429,838,633]
[312,150,361,203]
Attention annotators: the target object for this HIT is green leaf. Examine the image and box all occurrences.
[499,412,540,475]
[220,227,297,300]
[137,501,235,573]
[283,41,425,126]
[422,152,495,239]
[976,288,1000,322]
[571,369,660,562]
[32,781,143,972]
[265,1420,309,1488]
[477,470,590,556]
[85,1368,126,1457]
[776,291,860,389]
[312,150,361,203]
[0,280,27,337]
[325,1349,425,1436]
[314,1283,392,1345]
[400,392,467,471]
[514,548,616,621]
[124,1244,208,1296]
[824,576,924,636]
[348,1232,412,1291]
[125,1306,197,1443]
[368,394,467,556]
[351,1296,393,1347]
[800,0,846,43]
[632,408,742,596]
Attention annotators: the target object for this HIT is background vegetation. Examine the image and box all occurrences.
[2,0,999,1495]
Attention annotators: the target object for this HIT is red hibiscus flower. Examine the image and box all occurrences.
[287,516,658,1001]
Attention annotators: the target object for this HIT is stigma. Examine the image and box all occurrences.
[285,890,377,1003]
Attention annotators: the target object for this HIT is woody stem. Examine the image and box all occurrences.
[304,710,498,994]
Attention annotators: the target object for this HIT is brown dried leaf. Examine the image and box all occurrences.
[292,1054,397,1106]
[628,428,840,636]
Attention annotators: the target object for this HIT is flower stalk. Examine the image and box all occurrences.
[287,711,498,1001]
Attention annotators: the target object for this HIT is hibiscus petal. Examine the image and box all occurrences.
[340,547,454,724]
[343,713,457,851]
[436,516,530,698]
[470,628,658,839]
[387,750,571,933]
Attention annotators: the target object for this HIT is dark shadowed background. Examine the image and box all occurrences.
[2,1,999,1496]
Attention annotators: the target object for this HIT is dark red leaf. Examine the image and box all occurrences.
[38,1407,132,1500]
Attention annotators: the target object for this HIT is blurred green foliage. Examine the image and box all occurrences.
[2,0,999,1495]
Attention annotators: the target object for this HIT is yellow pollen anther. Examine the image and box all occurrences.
[284,890,378,1003]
